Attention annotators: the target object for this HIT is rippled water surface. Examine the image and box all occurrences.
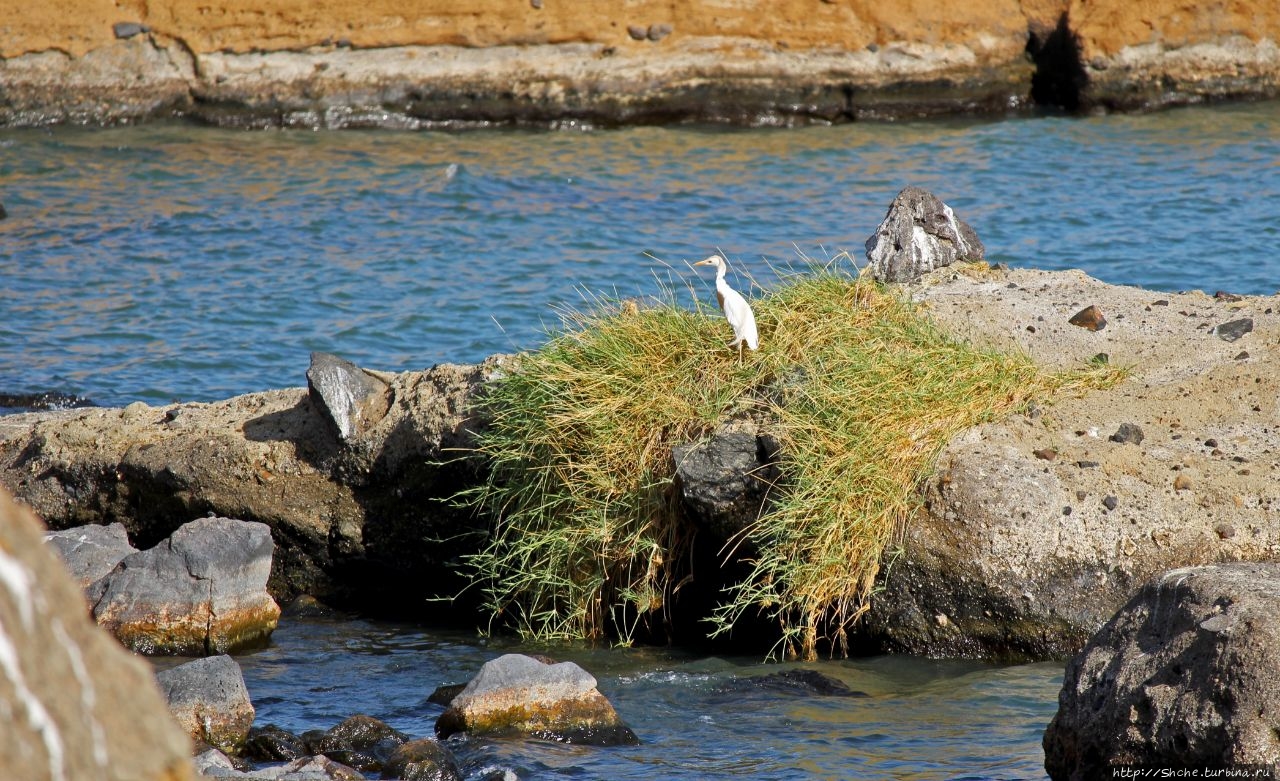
[234,617,1061,781]
[3,101,1279,407]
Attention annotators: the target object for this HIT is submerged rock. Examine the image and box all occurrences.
[864,186,984,284]
[156,654,256,754]
[0,487,196,781]
[1043,564,1280,778]
[435,654,639,746]
[380,738,463,781]
[89,516,281,655]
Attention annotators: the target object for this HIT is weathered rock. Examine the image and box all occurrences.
[854,266,1280,659]
[156,654,255,753]
[0,357,509,609]
[89,516,281,655]
[0,487,196,781]
[1108,422,1143,445]
[273,754,366,780]
[307,352,392,442]
[379,738,463,781]
[1211,317,1253,342]
[864,186,984,284]
[672,420,781,542]
[43,521,137,588]
[245,724,307,762]
[436,654,639,745]
[1043,564,1280,779]
[1067,304,1107,331]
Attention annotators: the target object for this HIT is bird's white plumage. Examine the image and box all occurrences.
[694,254,758,356]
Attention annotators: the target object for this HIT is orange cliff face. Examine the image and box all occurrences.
[6,0,1041,58]
[1,0,1277,125]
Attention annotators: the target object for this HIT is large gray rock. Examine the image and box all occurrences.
[44,521,137,588]
[864,186,984,283]
[89,516,281,655]
[436,654,639,746]
[1043,564,1280,779]
[0,487,195,781]
[156,654,255,754]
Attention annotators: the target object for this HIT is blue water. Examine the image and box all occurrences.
[3,101,1279,408]
[232,616,1060,781]
[7,103,1279,779]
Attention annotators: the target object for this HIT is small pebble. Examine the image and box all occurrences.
[1173,473,1193,491]
[1211,318,1253,342]
[1068,304,1107,331]
[1214,523,1235,540]
[1033,448,1057,461]
[626,24,647,40]
[1102,495,1118,510]
[1235,351,1250,360]
[1076,460,1100,469]
[647,23,673,41]
[1062,506,1072,516]
[1109,423,1144,445]
[1204,438,1218,448]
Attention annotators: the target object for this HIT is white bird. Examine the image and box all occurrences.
[693,254,759,361]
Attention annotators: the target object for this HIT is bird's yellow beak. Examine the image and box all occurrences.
[693,257,716,267]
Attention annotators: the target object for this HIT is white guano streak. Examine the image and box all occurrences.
[0,550,67,781]
[942,204,969,256]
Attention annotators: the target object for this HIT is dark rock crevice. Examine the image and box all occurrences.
[1027,12,1087,112]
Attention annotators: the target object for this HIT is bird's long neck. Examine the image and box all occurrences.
[715,263,728,284]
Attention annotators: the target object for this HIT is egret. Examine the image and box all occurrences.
[693,254,759,361]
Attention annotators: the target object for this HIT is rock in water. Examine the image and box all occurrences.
[0,487,196,781]
[44,522,138,588]
[381,738,464,781]
[89,516,281,655]
[307,351,392,441]
[1043,563,1280,778]
[435,653,639,745]
[864,186,985,283]
[156,655,255,753]
[673,422,781,542]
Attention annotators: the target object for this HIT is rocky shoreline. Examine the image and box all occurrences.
[2,0,1279,127]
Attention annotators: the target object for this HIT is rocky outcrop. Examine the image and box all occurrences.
[852,265,1280,658]
[864,186,985,284]
[156,654,256,754]
[435,654,639,746]
[0,358,508,611]
[239,716,458,780]
[88,516,281,655]
[1042,564,1280,778]
[2,0,1276,126]
[0,487,196,781]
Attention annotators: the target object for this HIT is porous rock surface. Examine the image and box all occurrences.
[864,186,985,283]
[0,357,510,611]
[2,0,1277,126]
[43,521,137,588]
[1043,563,1280,778]
[436,653,639,745]
[156,654,255,754]
[854,265,1280,658]
[88,516,281,655]
[0,486,195,781]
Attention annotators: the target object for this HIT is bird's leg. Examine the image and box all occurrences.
[738,341,744,364]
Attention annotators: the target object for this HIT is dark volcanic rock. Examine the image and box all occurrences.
[380,738,463,781]
[88,516,281,655]
[245,724,308,762]
[1108,423,1144,445]
[864,186,984,284]
[436,654,639,746]
[731,669,869,698]
[1211,317,1253,342]
[155,654,255,754]
[673,421,781,542]
[1044,563,1280,779]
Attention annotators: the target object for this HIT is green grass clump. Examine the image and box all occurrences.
[459,265,1121,658]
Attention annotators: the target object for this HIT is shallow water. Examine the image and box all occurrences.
[3,101,1279,408]
[234,617,1061,781]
